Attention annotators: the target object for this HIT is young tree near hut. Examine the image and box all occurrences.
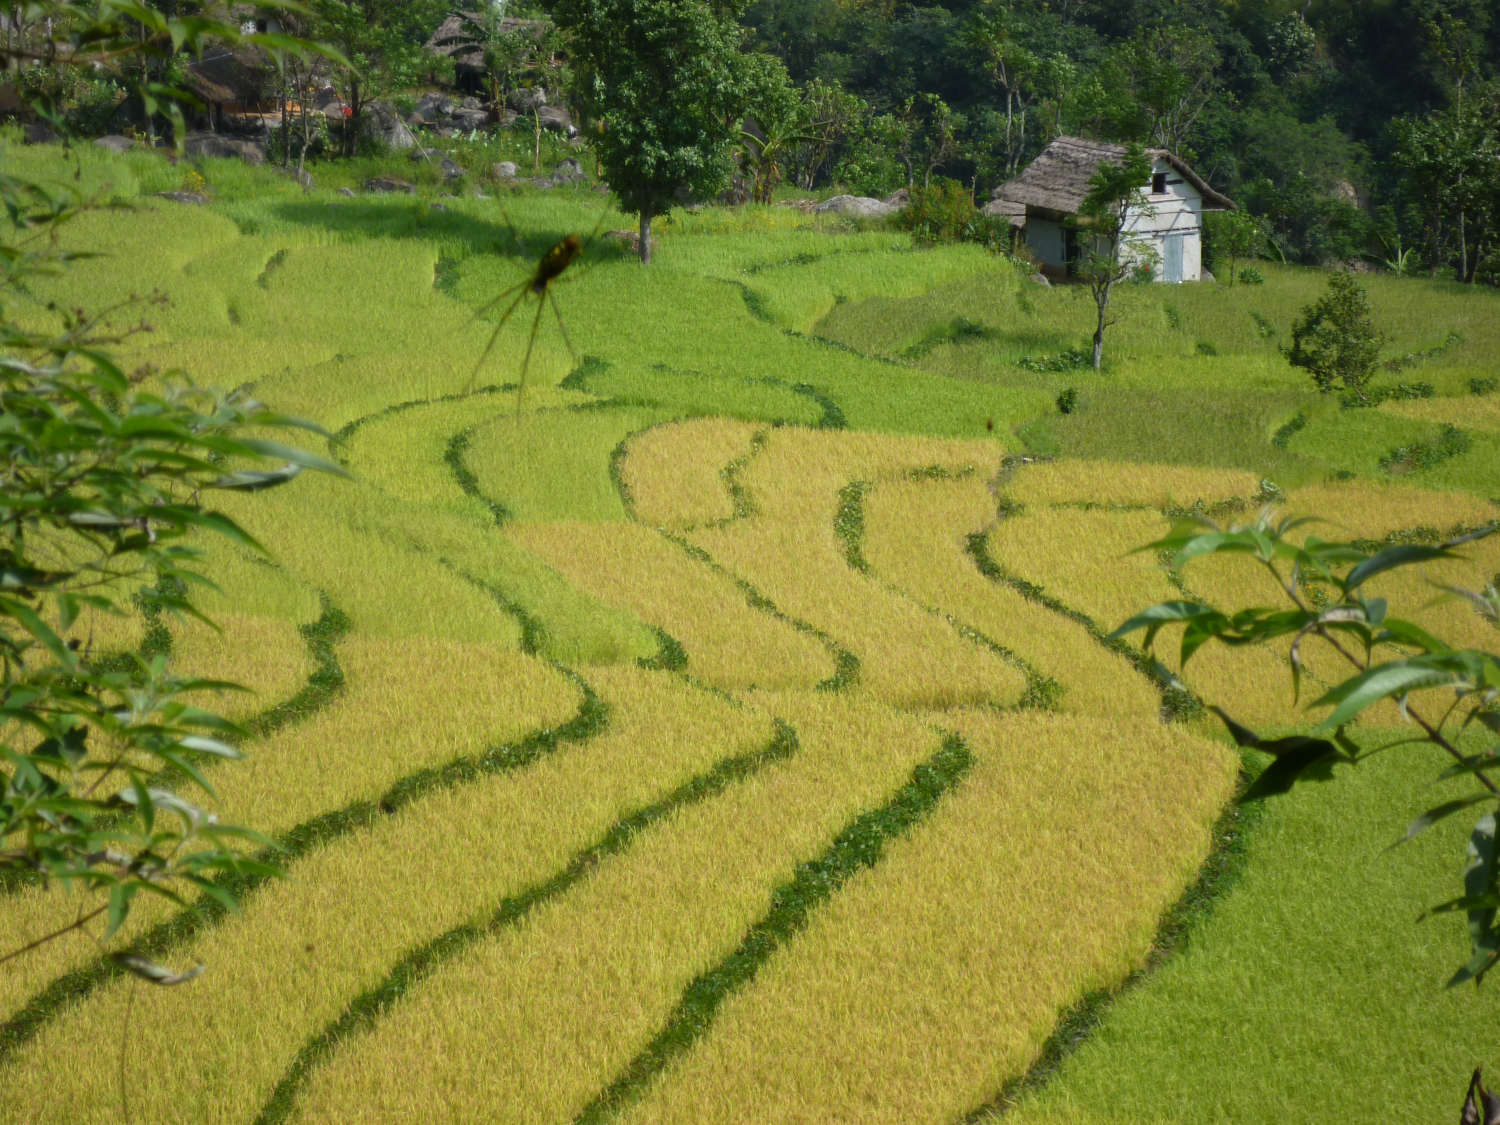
[1074,143,1153,371]
[1288,272,1381,405]
[554,0,750,263]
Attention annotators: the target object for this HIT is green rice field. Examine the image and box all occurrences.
[3,139,1498,1122]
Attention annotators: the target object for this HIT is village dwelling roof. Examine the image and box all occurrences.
[997,136,1234,217]
[185,46,274,105]
[980,195,1027,227]
[427,13,550,69]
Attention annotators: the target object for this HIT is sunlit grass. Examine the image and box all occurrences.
[690,428,1031,709]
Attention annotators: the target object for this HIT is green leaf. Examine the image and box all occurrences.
[1393,796,1493,848]
[110,953,206,986]
[235,438,349,477]
[177,735,242,760]
[209,465,303,492]
[1344,544,1454,591]
[1451,813,1500,986]
[1312,659,1458,730]
[104,882,138,941]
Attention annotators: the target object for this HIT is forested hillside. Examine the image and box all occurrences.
[737,0,1500,278]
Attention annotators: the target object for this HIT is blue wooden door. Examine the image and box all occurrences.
[1163,234,1184,283]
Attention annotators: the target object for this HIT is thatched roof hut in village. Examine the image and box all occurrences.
[996,136,1234,282]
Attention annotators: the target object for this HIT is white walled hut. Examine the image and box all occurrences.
[996,136,1234,283]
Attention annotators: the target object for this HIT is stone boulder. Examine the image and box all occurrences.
[440,157,464,183]
[184,132,266,165]
[812,194,897,218]
[882,188,910,208]
[363,102,417,150]
[536,105,575,137]
[491,161,519,180]
[157,191,209,205]
[549,158,585,186]
[365,176,415,194]
[24,122,59,145]
[507,87,548,113]
[451,107,489,131]
[95,135,134,154]
[415,92,453,120]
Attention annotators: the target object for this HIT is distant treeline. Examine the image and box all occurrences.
[738,0,1500,280]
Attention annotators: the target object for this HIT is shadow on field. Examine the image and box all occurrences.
[262,199,634,268]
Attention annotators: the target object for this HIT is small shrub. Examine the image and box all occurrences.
[1378,424,1470,474]
[1195,340,1217,356]
[1017,347,1091,373]
[1271,412,1306,448]
[1345,380,1434,408]
[1249,310,1277,339]
[1238,266,1265,285]
[1289,272,1381,405]
[900,178,1008,246]
[1471,377,1498,396]
[1056,387,1079,414]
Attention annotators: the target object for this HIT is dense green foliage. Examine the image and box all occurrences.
[553,0,750,261]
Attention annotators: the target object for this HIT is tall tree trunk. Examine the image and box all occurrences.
[638,209,653,264]
[1092,282,1110,371]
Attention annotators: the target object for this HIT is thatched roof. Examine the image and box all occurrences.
[185,46,274,104]
[981,196,1026,228]
[427,13,550,69]
[998,136,1234,217]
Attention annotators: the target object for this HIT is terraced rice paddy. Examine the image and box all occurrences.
[5,145,1500,1121]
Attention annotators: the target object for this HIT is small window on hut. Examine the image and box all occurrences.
[1152,172,1168,195]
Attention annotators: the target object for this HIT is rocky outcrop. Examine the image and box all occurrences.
[813,194,897,218]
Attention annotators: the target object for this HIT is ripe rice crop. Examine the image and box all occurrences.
[1380,393,1500,433]
[333,393,660,664]
[1000,459,1261,510]
[619,418,765,528]
[509,519,838,691]
[0,639,579,1026]
[689,428,1030,708]
[1281,480,1499,540]
[619,710,1236,1125]
[286,692,950,1123]
[862,475,1160,720]
[0,668,773,1122]
[167,612,315,721]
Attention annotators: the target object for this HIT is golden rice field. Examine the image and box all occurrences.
[6,160,1500,1122]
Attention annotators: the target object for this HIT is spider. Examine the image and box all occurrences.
[465,212,602,416]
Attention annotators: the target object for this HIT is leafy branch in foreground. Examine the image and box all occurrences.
[1112,509,1500,986]
[3,1,342,980]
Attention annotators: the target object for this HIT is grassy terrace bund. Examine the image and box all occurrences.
[2,138,1498,1122]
